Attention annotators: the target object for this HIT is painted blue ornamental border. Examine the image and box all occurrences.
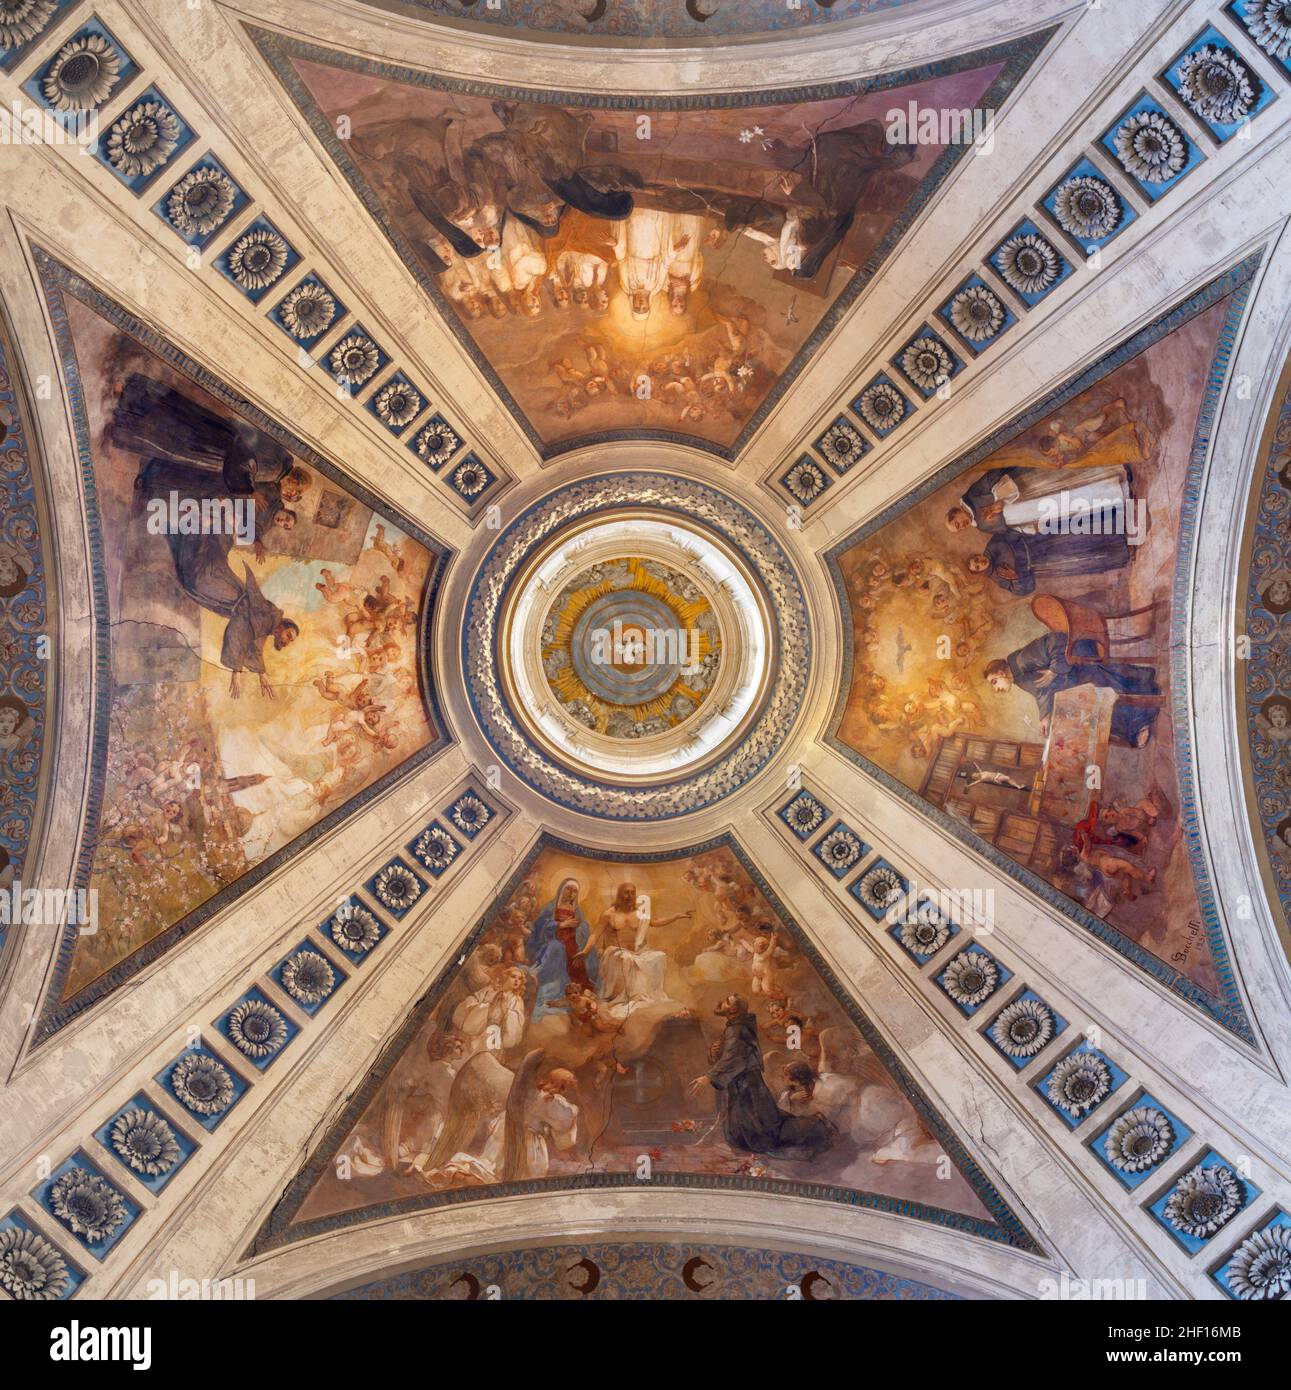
[334,1239,960,1301]
[0,310,50,958]
[30,247,455,1044]
[825,254,1262,1045]
[252,831,1041,1256]
[1240,347,1291,949]
[246,23,1054,462]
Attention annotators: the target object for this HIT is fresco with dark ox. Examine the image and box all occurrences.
[257,30,1047,455]
[34,254,445,1035]
[261,839,1032,1250]
[830,266,1257,1039]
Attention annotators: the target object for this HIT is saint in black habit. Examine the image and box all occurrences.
[706,1000,836,1161]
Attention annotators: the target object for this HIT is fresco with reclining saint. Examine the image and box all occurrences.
[831,273,1252,1036]
[37,257,443,1032]
[259,30,1045,455]
[266,839,1031,1248]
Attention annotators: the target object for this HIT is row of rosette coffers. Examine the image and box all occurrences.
[772,782,1291,1301]
[0,779,504,1302]
[0,1,503,515]
[777,2,1290,511]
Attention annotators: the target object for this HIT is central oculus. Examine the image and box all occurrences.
[504,516,765,781]
[562,568,716,714]
[464,474,809,819]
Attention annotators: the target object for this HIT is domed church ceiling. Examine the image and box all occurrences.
[2,0,1291,1324]
[254,27,1045,457]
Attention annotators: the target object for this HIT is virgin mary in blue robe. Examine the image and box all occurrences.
[527,877,598,1018]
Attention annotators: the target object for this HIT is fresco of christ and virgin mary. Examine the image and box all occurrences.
[279,844,1000,1235]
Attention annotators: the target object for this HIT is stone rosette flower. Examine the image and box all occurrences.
[1114,109,1186,183]
[817,419,866,470]
[1105,1105,1173,1173]
[227,227,288,292]
[451,457,491,499]
[942,949,998,1006]
[413,418,460,467]
[227,997,288,1060]
[856,380,906,431]
[1045,1051,1111,1116]
[281,949,336,1006]
[331,900,381,953]
[373,863,422,912]
[898,900,951,956]
[901,337,954,392]
[989,997,1055,1058]
[1053,175,1121,241]
[996,233,1060,296]
[375,379,423,428]
[110,1107,180,1177]
[449,793,491,837]
[0,1226,69,1301]
[858,864,905,914]
[413,824,458,873]
[279,281,336,339]
[50,1167,126,1243]
[167,166,236,238]
[1177,45,1257,125]
[950,284,1004,342]
[0,0,57,51]
[783,793,825,838]
[1242,0,1291,61]
[106,100,181,179]
[171,1052,234,1117]
[1163,1163,1243,1238]
[817,826,863,874]
[1226,1223,1291,1300]
[330,334,380,387]
[42,33,119,111]
[783,457,827,504]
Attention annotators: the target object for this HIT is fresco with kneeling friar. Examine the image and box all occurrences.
[35,254,445,1035]
[831,265,1256,1039]
[262,838,1033,1250]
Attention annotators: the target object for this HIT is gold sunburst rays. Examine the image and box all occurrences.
[547,665,709,732]
[542,557,716,661]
